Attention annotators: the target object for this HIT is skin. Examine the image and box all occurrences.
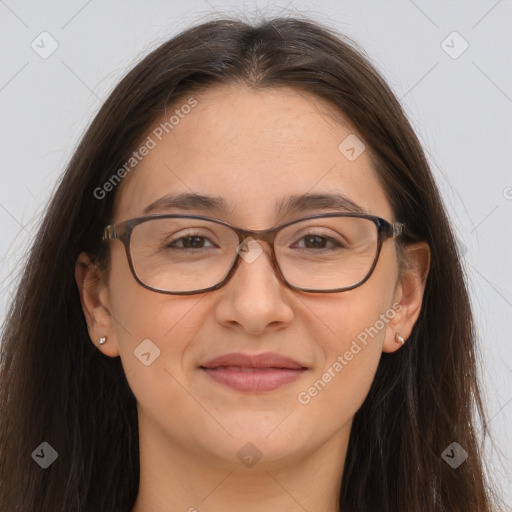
[76,84,429,512]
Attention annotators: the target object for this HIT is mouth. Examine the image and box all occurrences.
[200,352,308,392]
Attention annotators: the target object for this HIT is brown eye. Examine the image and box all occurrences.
[292,234,342,250]
[303,235,327,249]
[168,235,216,249]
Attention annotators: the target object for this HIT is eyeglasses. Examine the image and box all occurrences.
[102,213,404,295]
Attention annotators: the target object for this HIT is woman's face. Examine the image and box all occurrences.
[80,84,424,470]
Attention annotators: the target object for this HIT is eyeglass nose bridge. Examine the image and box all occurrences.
[228,225,290,284]
[233,226,278,258]
[233,225,279,246]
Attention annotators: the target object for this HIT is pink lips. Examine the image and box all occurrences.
[200,352,307,392]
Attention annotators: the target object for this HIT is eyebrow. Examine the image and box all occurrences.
[142,191,366,216]
[277,192,366,216]
[143,192,228,215]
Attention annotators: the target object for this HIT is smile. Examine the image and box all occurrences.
[200,352,308,392]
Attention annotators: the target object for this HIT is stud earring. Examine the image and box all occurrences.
[98,336,107,346]
[395,333,405,346]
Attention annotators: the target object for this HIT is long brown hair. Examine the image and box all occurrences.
[0,15,500,511]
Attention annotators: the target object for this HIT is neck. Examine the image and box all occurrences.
[131,414,350,512]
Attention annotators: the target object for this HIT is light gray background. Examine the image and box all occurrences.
[1,0,511,507]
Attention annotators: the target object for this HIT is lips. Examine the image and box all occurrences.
[200,352,307,392]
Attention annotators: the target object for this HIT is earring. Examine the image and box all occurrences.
[395,333,405,346]
[98,336,107,346]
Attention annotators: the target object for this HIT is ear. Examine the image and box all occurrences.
[383,242,430,353]
[75,252,120,357]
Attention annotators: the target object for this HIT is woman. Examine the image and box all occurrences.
[0,16,500,512]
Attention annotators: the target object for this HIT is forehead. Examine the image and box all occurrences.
[114,84,393,226]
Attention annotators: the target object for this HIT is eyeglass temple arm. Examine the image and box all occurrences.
[102,225,117,240]
[392,222,405,238]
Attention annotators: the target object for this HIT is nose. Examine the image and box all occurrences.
[214,239,295,335]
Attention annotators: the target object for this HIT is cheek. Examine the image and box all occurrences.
[305,291,390,394]
[108,245,201,341]
[310,245,398,362]
[109,289,211,437]
[291,303,389,448]
[296,249,399,427]
[107,249,206,384]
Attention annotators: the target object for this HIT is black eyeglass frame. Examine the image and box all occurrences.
[102,212,404,295]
